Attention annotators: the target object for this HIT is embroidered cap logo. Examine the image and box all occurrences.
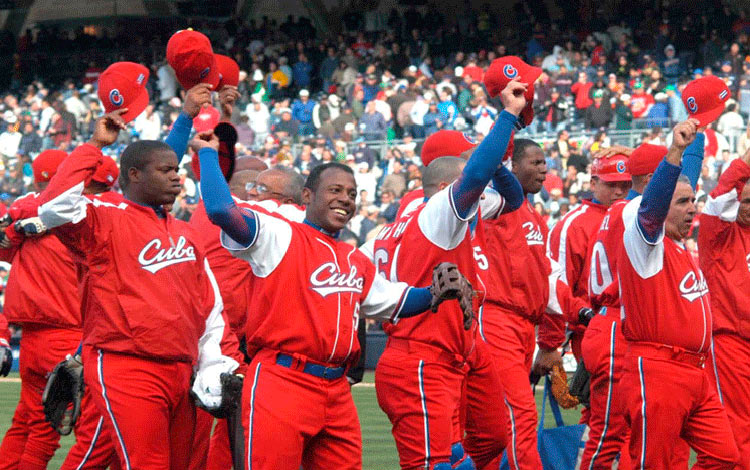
[109,89,124,107]
[200,67,211,79]
[503,64,518,79]
[616,160,626,173]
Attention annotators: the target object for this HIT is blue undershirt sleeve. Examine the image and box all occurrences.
[491,165,524,213]
[164,112,193,165]
[638,159,681,243]
[395,287,433,318]
[679,132,704,190]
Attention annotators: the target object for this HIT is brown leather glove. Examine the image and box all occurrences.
[550,364,579,409]
[430,262,474,330]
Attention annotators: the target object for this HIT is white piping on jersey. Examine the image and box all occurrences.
[418,360,430,469]
[710,338,723,404]
[343,249,357,363]
[316,237,343,363]
[638,357,647,470]
[247,363,262,470]
[588,321,617,470]
[390,243,402,283]
[74,416,103,470]
[97,350,131,470]
[551,204,589,285]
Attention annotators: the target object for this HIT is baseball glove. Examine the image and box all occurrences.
[550,364,579,409]
[430,262,474,330]
[42,354,84,435]
[0,346,11,377]
[569,358,591,407]
[195,373,244,419]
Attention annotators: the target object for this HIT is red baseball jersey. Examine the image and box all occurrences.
[220,203,409,367]
[619,197,712,352]
[37,143,229,364]
[0,192,81,329]
[698,159,750,340]
[372,184,485,358]
[540,200,607,346]
[629,93,654,119]
[589,199,629,313]
[396,188,424,219]
[190,200,253,333]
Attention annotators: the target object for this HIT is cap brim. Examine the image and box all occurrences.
[597,173,632,182]
[120,88,150,124]
[692,105,725,127]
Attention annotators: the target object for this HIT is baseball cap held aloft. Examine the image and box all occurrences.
[628,143,667,176]
[484,56,542,126]
[591,154,630,182]
[97,62,150,124]
[32,150,68,183]
[682,76,730,127]
[190,122,238,182]
[215,54,240,90]
[166,29,220,90]
[420,130,477,166]
[194,106,221,133]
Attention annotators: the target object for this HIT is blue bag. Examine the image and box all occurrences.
[499,377,587,470]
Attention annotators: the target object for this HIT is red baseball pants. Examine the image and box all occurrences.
[82,346,196,470]
[480,307,542,470]
[207,418,233,470]
[243,349,361,470]
[0,326,80,470]
[59,390,120,470]
[622,352,739,470]
[376,339,466,469]
[463,337,509,470]
[579,315,630,470]
[709,333,750,470]
[188,409,234,470]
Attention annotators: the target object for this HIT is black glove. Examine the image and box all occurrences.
[42,354,84,435]
[193,373,244,419]
[0,346,11,377]
[578,307,595,327]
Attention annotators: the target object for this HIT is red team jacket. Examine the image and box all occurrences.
[0,314,10,347]
[37,143,228,364]
[619,197,712,352]
[221,203,409,367]
[541,199,608,347]
[0,193,81,329]
[699,159,750,340]
[589,199,629,314]
[373,185,486,359]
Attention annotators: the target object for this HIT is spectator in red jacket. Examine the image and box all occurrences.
[571,71,594,111]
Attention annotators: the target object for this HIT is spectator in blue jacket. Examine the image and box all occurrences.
[437,89,458,129]
[422,101,443,135]
[363,74,379,104]
[291,89,316,136]
[292,53,313,91]
[661,44,682,84]
[359,101,387,141]
[647,92,670,128]
[666,84,688,122]
[319,47,338,92]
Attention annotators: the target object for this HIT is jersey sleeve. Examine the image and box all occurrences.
[357,254,411,321]
[623,196,665,279]
[196,258,239,374]
[479,187,506,220]
[417,183,476,250]
[359,238,376,261]
[220,208,293,277]
[0,314,10,348]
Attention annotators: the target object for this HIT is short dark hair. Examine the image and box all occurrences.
[304,162,354,191]
[119,140,174,189]
[512,138,541,164]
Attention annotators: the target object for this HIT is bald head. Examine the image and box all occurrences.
[248,167,306,205]
[229,170,260,200]
[235,156,269,172]
[422,157,465,198]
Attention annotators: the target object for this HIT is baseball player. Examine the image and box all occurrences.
[0,150,91,470]
[699,147,750,470]
[33,111,241,470]
[0,313,10,377]
[584,138,705,470]
[371,79,527,470]
[536,153,632,372]
[480,137,590,470]
[198,127,472,469]
[618,119,738,468]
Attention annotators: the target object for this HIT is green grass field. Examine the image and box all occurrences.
[0,372,580,469]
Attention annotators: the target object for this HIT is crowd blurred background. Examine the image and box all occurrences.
[0,1,748,285]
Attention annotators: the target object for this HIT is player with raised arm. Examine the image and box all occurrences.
[371,79,525,470]
[197,129,473,469]
[699,145,750,470]
[33,110,241,470]
[618,119,738,468]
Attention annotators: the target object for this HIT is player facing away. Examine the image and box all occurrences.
[370,79,527,470]
[197,131,472,470]
[35,110,241,470]
[699,146,750,470]
[618,119,738,469]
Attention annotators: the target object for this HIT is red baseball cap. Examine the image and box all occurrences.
[682,76,730,127]
[92,156,119,187]
[194,106,221,133]
[628,144,667,176]
[484,56,542,126]
[420,130,478,166]
[190,122,237,181]
[591,154,630,182]
[97,62,150,124]
[166,29,220,90]
[32,150,67,183]
[215,54,240,90]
